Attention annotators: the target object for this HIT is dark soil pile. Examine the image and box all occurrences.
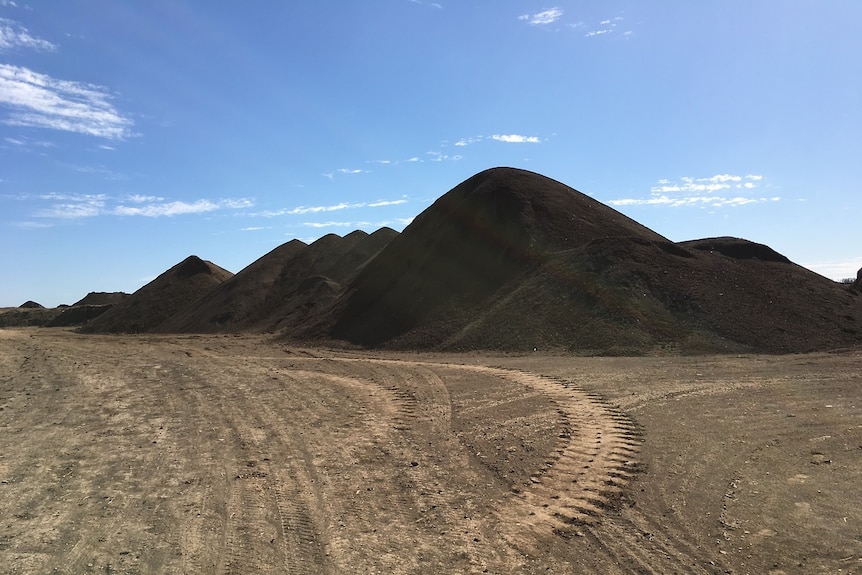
[314,168,861,353]
[79,256,233,334]
[67,167,862,354]
[19,301,44,309]
[47,305,113,327]
[322,167,666,347]
[72,292,130,306]
[158,228,397,333]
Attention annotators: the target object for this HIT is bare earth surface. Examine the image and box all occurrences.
[1,329,860,574]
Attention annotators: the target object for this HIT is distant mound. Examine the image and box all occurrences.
[682,237,791,263]
[73,292,130,306]
[19,301,44,309]
[47,304,113,327]
[80,256,233,333]
[160,229,398,333]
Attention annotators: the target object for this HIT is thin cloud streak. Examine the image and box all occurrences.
[256,198,407,218]
[518,8,563,26]
[491,134,541,143]
[0,64,134,140]
[0,17,57,52]
[609,174,778,208]
[34,194,252,219]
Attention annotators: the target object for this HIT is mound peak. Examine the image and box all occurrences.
[329,167,668,346]
[80,256,233,333]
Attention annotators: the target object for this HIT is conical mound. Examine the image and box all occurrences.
[80,256,233,333]
[161,228,398,333]
[329,167,668,347]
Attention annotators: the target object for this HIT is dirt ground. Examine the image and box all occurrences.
[1,329,860,574]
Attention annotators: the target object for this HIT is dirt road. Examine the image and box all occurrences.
[1,329,860,574]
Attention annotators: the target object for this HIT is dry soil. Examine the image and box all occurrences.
[1,328,860,574]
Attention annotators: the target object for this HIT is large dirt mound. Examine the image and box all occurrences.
[80,256,233,334]
[159,228,397,333]
[324,167,666,346]
[315,167,861,353]
[66,167,862,354]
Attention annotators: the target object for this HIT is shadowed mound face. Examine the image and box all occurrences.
[331,167,667,347]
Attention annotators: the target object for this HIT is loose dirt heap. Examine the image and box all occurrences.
[72,292,130,307]
[35,167,862,354]
[79,256,233,334]
[158,228,397,334]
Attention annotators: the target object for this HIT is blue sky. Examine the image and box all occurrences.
[2,1,860,307]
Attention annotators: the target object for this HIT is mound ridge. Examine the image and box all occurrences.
[66,167,861,354]
[328,167,670,347]
[159,228,398,333]
[80,256,233,334]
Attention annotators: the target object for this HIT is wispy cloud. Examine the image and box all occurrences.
[491,134,541,144]
[585,16,625,38]
[425,151,462,162]
[256,198,407,218]
[240,226,270,232]
[0,64,134,139]
[804,258,862,282]
[33,193,252,219]
[408,0,442,8]
[0,17,57,52]
[518,8,564,26]
[608,174,778,208]
[12,220,53,229]
[303,221,353,228]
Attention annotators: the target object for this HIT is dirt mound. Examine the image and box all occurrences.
[47,304,113,327]
[19,300,44,309]
[317,168,862,353]
[79,256,233,334]
[66,167,862,354]
[72,292,130,306]
[159,228,398,333]
[326,167,668,347]
[682,236,791,263]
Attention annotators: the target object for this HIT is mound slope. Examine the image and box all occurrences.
[67,167,861,354]
[320,168,861,353]
[159,228,397,333]
[80,256,233,334]
[72,292,130,306]
[326,167,667,346]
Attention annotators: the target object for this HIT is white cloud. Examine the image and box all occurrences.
[804,258,862,282]
[455,136,482,147]
[33,193,251,219]
[0,64,134,139]
[124,194,163,203]
[0,17,57,52]
[12,220,53,229]
[303,221,353,228]
[257,197,407,218]
[491,134,541,143]
[519,8,564,26]
[585,15,624,38]
[367,199,407,208]
[240,226,270,232]
[337,168,369,174]
[112,198,252,217]
[608,174,777,208]
[426,151,462,162]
